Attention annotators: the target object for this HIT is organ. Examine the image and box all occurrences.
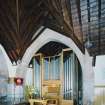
[28,48,82,105]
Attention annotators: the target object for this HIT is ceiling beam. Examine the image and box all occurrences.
[75,0,84,42]
[44,0,85,53]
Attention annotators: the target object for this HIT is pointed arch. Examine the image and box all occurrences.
[16,28,94,105]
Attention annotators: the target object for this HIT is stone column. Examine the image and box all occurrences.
[82,52,94,105]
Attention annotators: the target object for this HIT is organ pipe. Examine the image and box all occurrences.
[33,48,82,104]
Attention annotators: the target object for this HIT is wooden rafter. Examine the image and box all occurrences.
[1,0,105,61]
[44,0,85,53]
[75,0,83,42]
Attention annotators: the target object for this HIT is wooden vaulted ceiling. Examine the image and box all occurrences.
[38,41,68,56]
[0,0,105,62]
[0,0,48,62]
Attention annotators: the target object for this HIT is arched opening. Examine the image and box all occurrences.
[27,41,83,105]
[16,28,94,105]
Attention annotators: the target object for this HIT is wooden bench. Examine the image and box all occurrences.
[61,100,73,105]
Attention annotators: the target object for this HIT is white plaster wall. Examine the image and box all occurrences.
[0,45,9,96]
[0,44,23,100]
[93,55,105,85]
[93,55,105,105]
[0,44,16,77]
[0,44,10,77]
[16,28,94,105]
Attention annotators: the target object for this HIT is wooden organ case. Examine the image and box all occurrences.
[29,48,82,105]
